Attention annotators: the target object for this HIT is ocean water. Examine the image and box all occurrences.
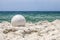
[0,11,60,23]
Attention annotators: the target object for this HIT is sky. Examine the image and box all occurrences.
[0,0,60,11]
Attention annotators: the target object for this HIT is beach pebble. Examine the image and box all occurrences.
[11,15,26,27]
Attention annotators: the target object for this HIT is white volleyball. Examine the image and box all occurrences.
[11,15,26,27]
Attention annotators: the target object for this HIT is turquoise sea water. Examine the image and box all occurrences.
[0,11,60,23]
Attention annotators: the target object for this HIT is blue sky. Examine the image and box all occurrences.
[0,0,60,11]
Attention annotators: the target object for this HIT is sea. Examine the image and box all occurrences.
[0,11,60,23]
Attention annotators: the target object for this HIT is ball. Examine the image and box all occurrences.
[11,15,26,27]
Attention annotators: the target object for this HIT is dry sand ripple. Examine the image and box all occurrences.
[0,20,60,40]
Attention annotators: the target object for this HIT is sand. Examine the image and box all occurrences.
[0,20,60,40]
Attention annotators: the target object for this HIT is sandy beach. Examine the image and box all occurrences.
[0,19,60,40]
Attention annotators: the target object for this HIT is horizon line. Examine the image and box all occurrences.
[0,10,60,11]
